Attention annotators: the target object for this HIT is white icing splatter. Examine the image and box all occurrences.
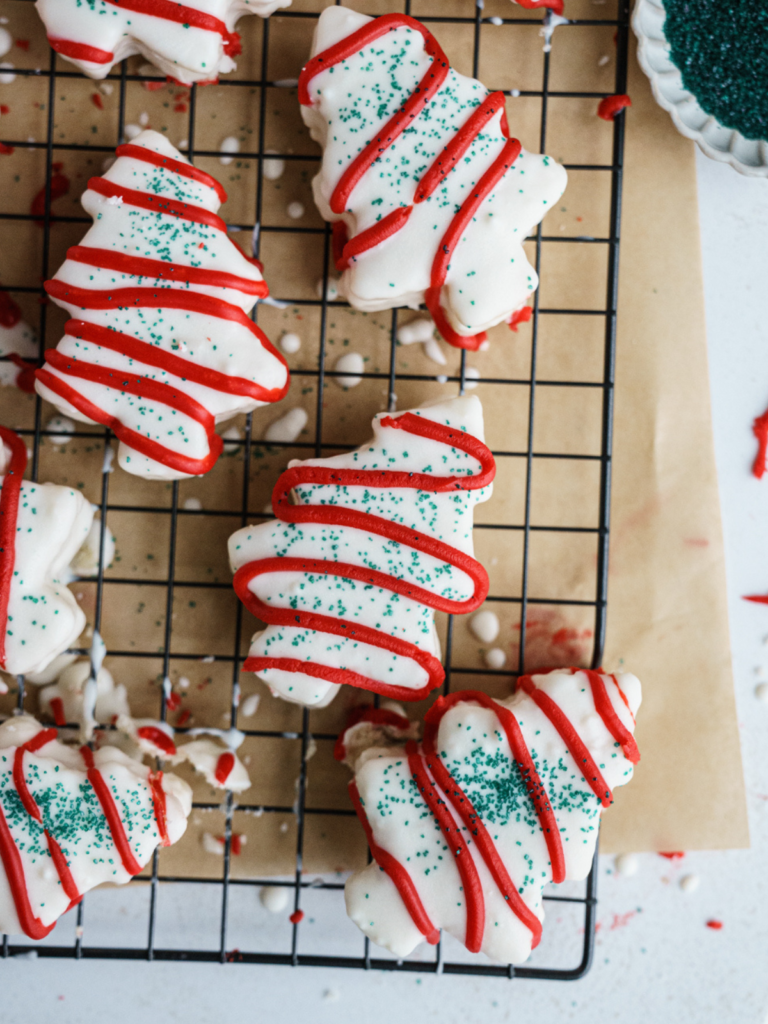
[46,415,75,446]
[202,831,224,856]
[279,332,301,355]
[679,873,700,893]
[262,150,285,181]
[614,853,639,877]
[240,693,260,718]
[333,352,364,388]
[0,63,16,85]
[69,518,116,578]
[316,277,339,301]
[186,727,245,750]
[183,497,202,511]
[138,111,149,127]
[264,406,308,444]
[260,885,290,912]
[540,11,570,53]
[124,124,142,140]
[0,28,11,59]
[470,610,499,643]
[219,135,240,166]
[484,647,506,670]
[464,367,481,390]
[286,201,305,219]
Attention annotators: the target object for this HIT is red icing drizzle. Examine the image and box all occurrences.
[298,15,522,352]
[333,706,411,762]
[752,408,768,479]
[214,752,235,786]
[236,411,495,701]
[136,725,177,756]
[80,746,142,876]
[147,770,171,847]
[348,779,440,945]
[37,140,288,476]
[0,729,81,938]
[48,0,241,64]
[49,697,67,727]
[597,94,632,121]
[0,426,26,670]
[583,669,640,764]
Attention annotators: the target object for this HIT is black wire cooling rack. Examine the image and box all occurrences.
[0,0,630,980]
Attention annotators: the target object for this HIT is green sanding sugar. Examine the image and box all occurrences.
[663,0,768,141]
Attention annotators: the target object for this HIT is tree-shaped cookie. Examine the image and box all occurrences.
[35,0,291,84]
[340,669,641,964]
[229,395,495,708]
[36,130,289,480]
[299,6,567,350]
[0,715,192,939]
[0,427,93,678]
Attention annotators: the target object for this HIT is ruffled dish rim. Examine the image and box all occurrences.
[632,0,768,178]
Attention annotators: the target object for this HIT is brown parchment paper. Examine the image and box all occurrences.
[0,0,747,884]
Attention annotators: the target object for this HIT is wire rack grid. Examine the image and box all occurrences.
[0,0,630,980]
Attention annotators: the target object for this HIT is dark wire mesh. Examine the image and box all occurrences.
[0,0,630,979]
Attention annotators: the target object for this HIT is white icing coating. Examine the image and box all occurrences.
[264,406,308,444]
[38,659,130,728]
[301,7,567,344]
[332,351,364,388]
[34,0,292,84]
[0,312,36,388]
[1,458,93,677]
[344,669,642,964]
[229,395,492,708]
[171,738,251,792]
[470,609,500,643]
[69,517,116,578]
[0,715,191,938]
[36,130,288,481]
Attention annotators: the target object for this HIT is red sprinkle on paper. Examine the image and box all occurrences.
[751,409,768,478]
[15,40,30,52]
[166,691,181,712]
[176,708,191,728]
[0,143,13,155]
[289,910,304,924]
[174,104,188,113]
[91,93,104,110]
[659,851,685,860]
[0,106,9,115]
[706,919,723,930]
[508,306,533,333]
[144,80,165,92]
[598,94,632,121]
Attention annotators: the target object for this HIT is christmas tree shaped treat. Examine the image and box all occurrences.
[0,715,192,939]
[35,0,291,84]
[0,427,93,679]
[36,130,289,481]
[229,395,495,709]
[340,669,642,965]
[299,6,567,351]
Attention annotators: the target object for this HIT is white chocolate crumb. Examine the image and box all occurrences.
[262,149,285,180]
[240,693,260,718]
[178,676,190,690]
[279,821,289,834]
[183,497,202,511]
[397,319,434,346]
[489,16,503,25]
[219,135,239,166]
[755,682,768,703]
[265,406,308,444]
[424,336,447,366]
[436,375,448,384]
[46,415,75,446]
[614,853,639,877]
[124,124,142,140]
[201,656,215,664]
[510,88,520,98]
[598,55,610,66]
[178,139,188,152]
[202,832,224,856]
[333,352,364,388]
[679,873,700,893]
[485,647,506,670]
[260,885,290,913]
[99,82,114,96]
[471,610,500,644]
[478,339,490,352]
[138,111,149,127]
[279,332,301,355]
[0,63,16,85]
[287,201,305,219]
[464,366,481,390]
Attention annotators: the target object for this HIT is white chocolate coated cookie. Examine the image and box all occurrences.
[36,130,289,480]
[299,7,567,350]
[35,0,291,84]
[344,669,641,964]
[0,428,93,678]
[229,395,494,708]
[0,715,191,939]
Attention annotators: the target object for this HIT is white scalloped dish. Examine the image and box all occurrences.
[633,0,768,177]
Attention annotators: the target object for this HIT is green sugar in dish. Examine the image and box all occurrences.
[663,0,768,141]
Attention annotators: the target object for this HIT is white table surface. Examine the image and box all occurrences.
[2,150,768,1024]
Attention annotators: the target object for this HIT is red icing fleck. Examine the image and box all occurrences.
[49,697,67,727]
[659,851,685,860]
[215,833,243,855]
[136,725,177,756]
[236,412,495,701]
[298,15,523,351]
[176,709,191,727]
[30,163,70,225]
[706,919,723,930]
[144,80,166,92]
[514,0,564,12]
[598,95,632,121]
[15,40,30,51]
[174,104,188,113]
[214,752,235,785]
[744,595,768,606]
[289,910,304,924]
[508,306,533,332]
[0,105,9,115]
[751,408,768,478]
[0,143,14,155]
[165,691,181,712]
